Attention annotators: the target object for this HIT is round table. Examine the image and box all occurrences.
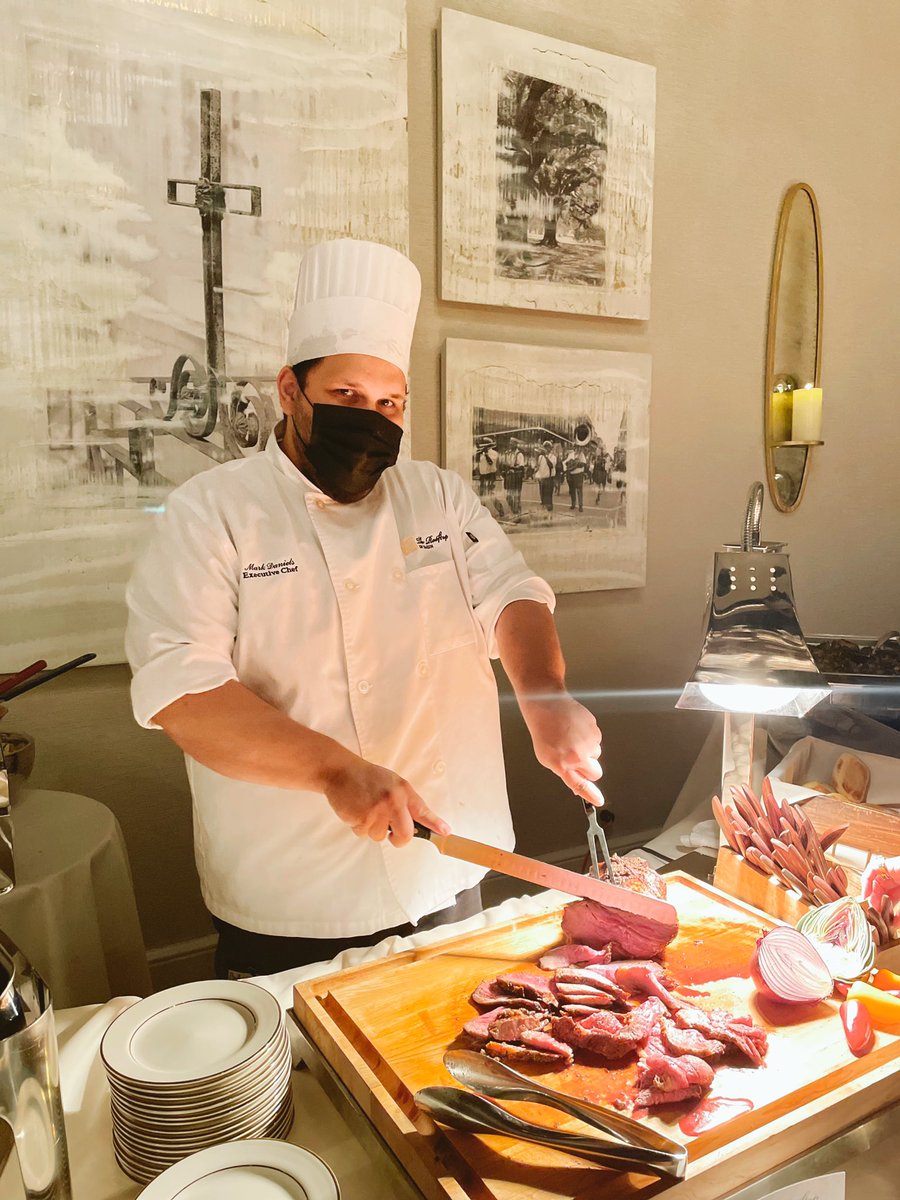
[0,788,151,1007]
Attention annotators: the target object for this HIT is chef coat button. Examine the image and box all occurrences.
[358,679,371,694]
[433,760,446,776]
[417,660,429,677]
[315,499,327,510]
[392,568,405,582]
[345,579,359,591]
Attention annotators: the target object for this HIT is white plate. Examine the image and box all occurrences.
[107,1038,291,1115]
[111,1088,293,1150]
[103,1024,287,1095]
[113,1115,297,1183]
[101,981,283,1085]
[121,1137,319,1196]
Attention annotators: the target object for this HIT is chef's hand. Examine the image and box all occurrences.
[519,693,603,805]
[322,752,451,848]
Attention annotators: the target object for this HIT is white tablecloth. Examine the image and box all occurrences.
[0,891,563,1199]
[0,789,151,1007]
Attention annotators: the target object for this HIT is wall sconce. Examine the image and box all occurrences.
[763,182,824,512]
[677,482,830,798]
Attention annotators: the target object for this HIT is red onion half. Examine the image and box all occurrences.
[751,927,834,1005]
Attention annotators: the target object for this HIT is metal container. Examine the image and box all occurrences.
[807,634,900,717]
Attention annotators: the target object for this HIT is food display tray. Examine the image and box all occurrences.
[293,874,900,1200]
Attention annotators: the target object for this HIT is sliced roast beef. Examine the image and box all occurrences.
[494,972,557,1006]
[551,1012,631,1059]
[538,943,612,970]
[484,1040,564,1066]
[561,900,678,960]
[660,1019,725,1059]
[470,979,548,1011]
[519,1029,575,1066]
[634,1050,714,1108]
[674,1006,768,1066]
[551,998,665,1060]
[561,1004,607,1018]
[614,964,683,1011]
[553,967,628,1000]
[489,1011,549,1043]
[463,1006,509,1044]
[552,988,617,1008]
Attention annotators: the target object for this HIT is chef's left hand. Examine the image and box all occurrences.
[519,692,603,805]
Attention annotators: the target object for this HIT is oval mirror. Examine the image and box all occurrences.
[764,182,823,512]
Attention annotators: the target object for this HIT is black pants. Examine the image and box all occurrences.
[213,883,484,979]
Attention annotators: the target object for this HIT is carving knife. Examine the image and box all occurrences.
[412,823,677,926]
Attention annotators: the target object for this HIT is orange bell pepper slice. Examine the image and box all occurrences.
[848,980,900,1026]
[872,967,900,992]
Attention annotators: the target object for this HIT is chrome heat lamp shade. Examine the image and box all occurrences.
[678,483,830,718]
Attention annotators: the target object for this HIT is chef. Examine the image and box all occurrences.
[126,239,603,978]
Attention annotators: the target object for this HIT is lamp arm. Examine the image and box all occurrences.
[742,481,764,551]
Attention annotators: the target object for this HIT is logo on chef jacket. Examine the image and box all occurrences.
[241,558,299,580]
[400,530,449,556]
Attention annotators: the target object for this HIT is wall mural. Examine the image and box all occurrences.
[0,0,408,667]
[440,9,655,319]
[444,339,651,594]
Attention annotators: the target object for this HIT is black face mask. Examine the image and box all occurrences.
[291,391,403,504]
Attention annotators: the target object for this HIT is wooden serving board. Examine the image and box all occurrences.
[293,875,900,1200]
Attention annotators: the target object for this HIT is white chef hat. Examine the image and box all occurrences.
[286,239,422,379]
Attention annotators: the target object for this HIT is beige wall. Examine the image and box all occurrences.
[8,0,900,955]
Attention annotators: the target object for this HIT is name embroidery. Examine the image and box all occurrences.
[242,558,298,580]
[415,530,449,550]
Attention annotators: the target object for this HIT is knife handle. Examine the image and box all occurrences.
[413,822,433,841]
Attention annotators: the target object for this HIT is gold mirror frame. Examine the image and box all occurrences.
[764,182,823,513]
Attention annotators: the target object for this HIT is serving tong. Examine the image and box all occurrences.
[413,1049,687,1180]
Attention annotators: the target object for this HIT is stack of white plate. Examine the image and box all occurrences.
[101,980,293,1184]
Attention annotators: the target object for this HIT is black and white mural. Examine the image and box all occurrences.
[444,339,651,593]
[0,0,407,666]
[441,10,655,319]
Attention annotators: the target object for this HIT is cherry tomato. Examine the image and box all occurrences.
[840,999,875,1057]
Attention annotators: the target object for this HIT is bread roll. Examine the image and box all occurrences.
[802,780,833,794]
[831,753,870,805]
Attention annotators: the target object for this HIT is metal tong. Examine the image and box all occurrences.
[415,1049,686,1180]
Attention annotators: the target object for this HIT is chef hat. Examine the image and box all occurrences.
[286,239,422,378]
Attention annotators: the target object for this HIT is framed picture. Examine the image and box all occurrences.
[0,0,408,668]
[440,8,655,320]
[444,338,651,593]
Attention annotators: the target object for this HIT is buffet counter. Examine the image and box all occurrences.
[1,889,898,1200]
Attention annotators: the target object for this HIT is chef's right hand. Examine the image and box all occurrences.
[322,754,451,848]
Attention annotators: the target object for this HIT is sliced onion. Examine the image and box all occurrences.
[751,926,833,1005]
[796,898,876,985]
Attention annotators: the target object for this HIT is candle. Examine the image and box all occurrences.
[791,386,823,442]
[770,390,793,444]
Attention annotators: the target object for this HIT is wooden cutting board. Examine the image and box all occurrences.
[293,875,900,1200]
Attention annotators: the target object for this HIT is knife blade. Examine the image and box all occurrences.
[413,823,677,926]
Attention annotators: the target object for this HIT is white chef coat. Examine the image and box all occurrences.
[125,429,555,937]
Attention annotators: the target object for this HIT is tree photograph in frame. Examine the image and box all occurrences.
[0,0,407,667]
[444,339,651,593]
[441,8,655,319]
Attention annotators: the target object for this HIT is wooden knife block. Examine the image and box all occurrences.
[714,847,814,926]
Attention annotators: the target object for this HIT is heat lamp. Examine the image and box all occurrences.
[677,482,830,798]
